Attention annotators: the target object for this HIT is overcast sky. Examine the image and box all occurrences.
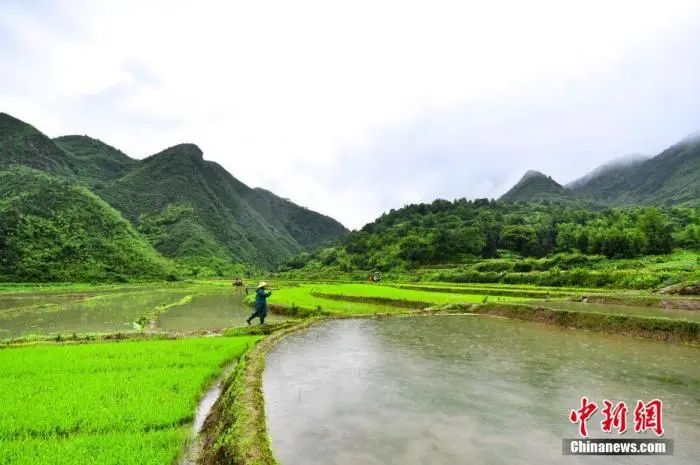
[2,0,700,228]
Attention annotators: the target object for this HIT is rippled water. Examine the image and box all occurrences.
[264,316,700,465]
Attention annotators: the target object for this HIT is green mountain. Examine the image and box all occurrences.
[0,113,74,176]
[570,138,700,206]
[0,166,172,282]
[499,170,577,203]
[0,112,348,276]
[54,135,137,187]
[243,188,347,249]
[566,154,648,196]
[95,143,339,269]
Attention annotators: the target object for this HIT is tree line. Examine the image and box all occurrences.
[283,199,700,271]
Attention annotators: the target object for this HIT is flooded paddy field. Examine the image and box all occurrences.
[264,316,700,465]
[0,288,194,339]
[2,281,695,340]
[157,290,287,331]
[0,282,295,339]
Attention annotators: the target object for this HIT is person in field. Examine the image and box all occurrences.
[247,281,271,325]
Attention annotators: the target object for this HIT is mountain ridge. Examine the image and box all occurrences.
[499,170,577,204]
[0,112,348,275]
[499,134,698,207]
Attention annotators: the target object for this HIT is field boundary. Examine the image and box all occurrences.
[584,295,700,311]
[388,284,572,299]
[445,303,700,344]
[199,319,321,465]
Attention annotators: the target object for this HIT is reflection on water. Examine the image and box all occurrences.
[156,291,286,331]
[264,316,700,465]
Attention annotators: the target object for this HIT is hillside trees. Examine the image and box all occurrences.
[284,200,700,271]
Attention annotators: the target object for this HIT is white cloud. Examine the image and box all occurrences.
[1,0,699,228]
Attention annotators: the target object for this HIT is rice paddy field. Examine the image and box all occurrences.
[0,279,698,465]
[269,283,529,314]
[0,335,259,465]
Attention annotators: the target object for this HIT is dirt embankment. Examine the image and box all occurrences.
[446,303,700,345]
[583,295,700,311]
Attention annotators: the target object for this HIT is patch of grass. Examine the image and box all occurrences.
[0,335,260,464]
[134,294,194,329]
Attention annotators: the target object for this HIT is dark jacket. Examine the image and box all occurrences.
[254,288,272,312]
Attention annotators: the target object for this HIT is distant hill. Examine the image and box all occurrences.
[570,138,700,206]
[500,135,699,207]
[567,154,648,193]
[0,166,172,282]
[0,112,348,276]
[499,170,577,203]
[243,188,348,250]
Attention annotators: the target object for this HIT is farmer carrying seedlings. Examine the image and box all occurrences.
[247,281,271,325]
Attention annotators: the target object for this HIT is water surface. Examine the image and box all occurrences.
[0,290,190,338]
[265,316,699,465]
[156,291,286,331]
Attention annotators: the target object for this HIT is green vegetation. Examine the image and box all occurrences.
[499,170,581,204]
[0,335,260,465]
[284,197,700,288]
[1,281,697,465]
[201,321,312,465]
[0,113,74,177]
[0,112,347,281]
[258,283,524,315]
[53,135,137,187]
[0,167,173,282]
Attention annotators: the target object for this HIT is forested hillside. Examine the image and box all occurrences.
[499,170,580,204]
[0,167,173,281]
[53,135,137,187]
[0,112,348,279]
[0,113,75,176]
[285,199,700,271]
[95,143,313,269]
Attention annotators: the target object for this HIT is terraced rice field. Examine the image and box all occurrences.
[269,283,528,313]
[0,335,259,465]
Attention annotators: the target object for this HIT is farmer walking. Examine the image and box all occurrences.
[247,281,271,325]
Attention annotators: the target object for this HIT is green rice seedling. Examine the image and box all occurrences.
[0,335,259,464]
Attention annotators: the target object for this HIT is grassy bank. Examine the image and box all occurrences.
[200,321,318,465]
